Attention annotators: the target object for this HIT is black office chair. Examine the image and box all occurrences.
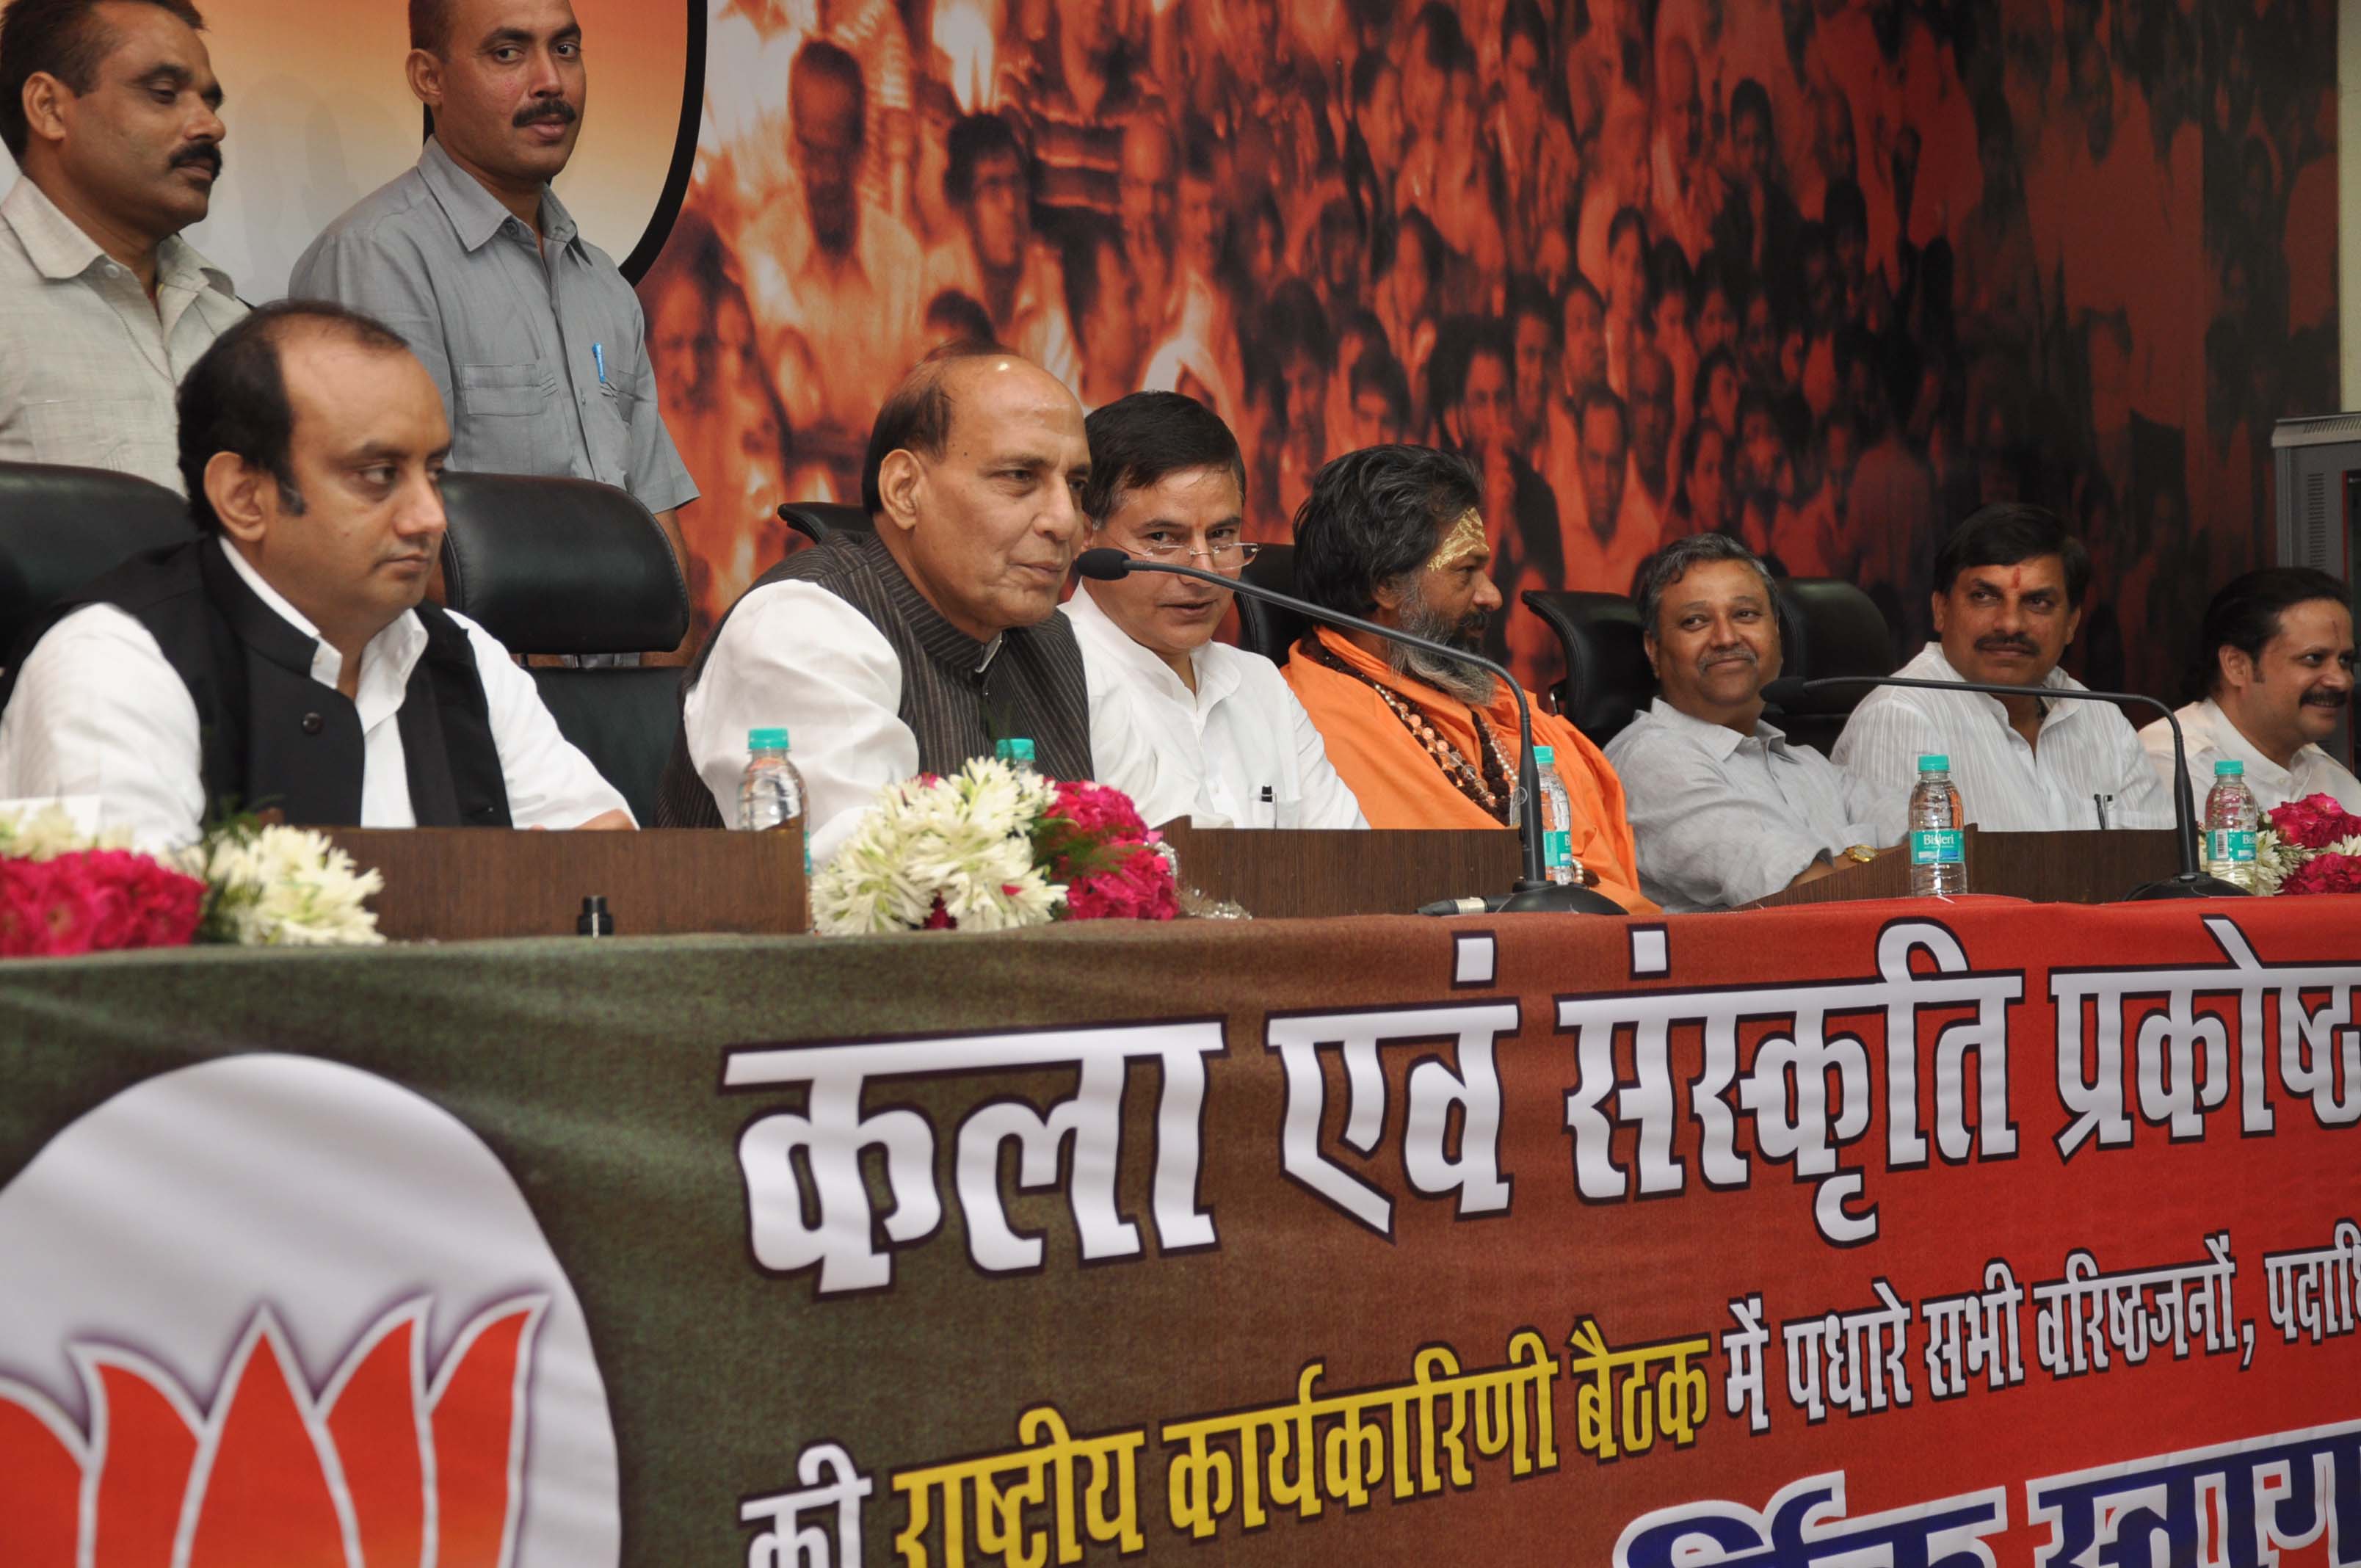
[1769,578,1891,754]
[0,460,197,656]
[777,502,874,545]
[1520,589,1652,747]
[438,473,691,826]
[1233,545,1310,664]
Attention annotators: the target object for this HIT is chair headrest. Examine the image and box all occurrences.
[438,472,689,655]
[1521,589,1652,745]
[0,461,197,644]
[778,503,874,544]
[1774,578,1891,712]
[1234,545,1310,664]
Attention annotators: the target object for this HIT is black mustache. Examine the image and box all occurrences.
[513,100,578,128]
[2302,689,2351,708]
[1976,635,2040,655]
[171,143,221,174]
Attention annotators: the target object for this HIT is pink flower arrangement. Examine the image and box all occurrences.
[2256,793,2361,898]
[1036,780,1181,923]
[0,848,206,957]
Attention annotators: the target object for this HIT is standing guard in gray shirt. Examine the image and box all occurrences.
[1606,533,1887,911]
[288,0,695,591]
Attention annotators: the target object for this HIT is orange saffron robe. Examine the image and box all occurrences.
[1283,627,1658,915]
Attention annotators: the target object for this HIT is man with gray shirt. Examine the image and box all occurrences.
[289,0,694,578]
[0,0,244,490]
[1607,534,1885,910]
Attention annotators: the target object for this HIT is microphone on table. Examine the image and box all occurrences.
[1759,673,2248,901]
[1072,548,1623,914]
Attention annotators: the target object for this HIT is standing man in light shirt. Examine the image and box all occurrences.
[0,0,244,490]
[0,302,633,847]
[1608,533,1884,911]
[1833,502,2174,842]
[289,0,695,583]
[1066,391,1364,830]
[2139,570,2360,813]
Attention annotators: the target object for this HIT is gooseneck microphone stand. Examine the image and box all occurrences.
[1760,673,2249,901]
[1073,549,1624,913]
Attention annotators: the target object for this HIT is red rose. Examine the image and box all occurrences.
[0,851,205,957]
[1050,780,1150,843]
[1065,842,1180,921]
[2277,852,2361,897]
[2266,793,2361,852]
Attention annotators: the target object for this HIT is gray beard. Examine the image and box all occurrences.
[1392,596,1498,706]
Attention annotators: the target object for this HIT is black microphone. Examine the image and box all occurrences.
[1073,548,1622,914]
[1760,673,2246,900]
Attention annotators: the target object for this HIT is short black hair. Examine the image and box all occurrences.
[923,288,996,344]
[1933,501,2092,608]
[1730,77,1773,139]
[1409,2,1470,71]
[791,37,866,137]
[1081,391,1247,526]
[1504,273,1556,345]
[1636,531,1777,640]
[946,110,1026,206]
[859,341,1015,518]
[1,0,206,160]
[2189,567,2352,700]
[176,300,410,535]
[1348,345,1412,428]
[1498,0,1548,66]
[407,0,448,53]
[1576,383,1628,448]
[1293,443,1479,619]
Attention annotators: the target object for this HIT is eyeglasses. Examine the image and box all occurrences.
[1126,540,1262,569]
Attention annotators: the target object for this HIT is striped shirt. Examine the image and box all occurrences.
[0,177,246,492]
[657,532,1097,855]
[1831,644,2176,843]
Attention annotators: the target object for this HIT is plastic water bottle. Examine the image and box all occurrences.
[995,737,1037,774]
[1907,754,1968,897]
[1533,745,1577,885]
[2203,759,2260,890]
[738,727,806,832]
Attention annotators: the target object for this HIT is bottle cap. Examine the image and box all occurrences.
[1533,745,1555,765]
[995,738,1036,764]
[1917,754,1950,772]
[747,727,791,751]
[2213,759,2244,776]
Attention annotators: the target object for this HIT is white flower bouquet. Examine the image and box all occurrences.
[184,821,387,947]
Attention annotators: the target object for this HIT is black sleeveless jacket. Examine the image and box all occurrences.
[0,540,512,829]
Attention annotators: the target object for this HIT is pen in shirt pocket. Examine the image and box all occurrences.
[592,342,609,385]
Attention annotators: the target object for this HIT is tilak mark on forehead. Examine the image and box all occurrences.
[1427,509,1486,571]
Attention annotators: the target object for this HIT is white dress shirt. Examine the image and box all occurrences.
[1062,587,1366,830]
[684,581,1164,861]
[0,177,247,492]
[1831,644,2176,843]
[2139,698,2361,815]
[1606,698,1879,911]
[0,541,630,849]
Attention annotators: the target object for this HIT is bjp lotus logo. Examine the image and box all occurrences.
[0,1294,545,1567]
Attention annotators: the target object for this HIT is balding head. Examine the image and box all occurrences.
[866,346,1092,639]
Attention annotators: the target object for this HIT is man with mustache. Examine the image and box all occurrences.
[1064,391,1362,830]
[1283,443,1652,912]
[0,0,244,490]
[0,302,632,846]
[290,0,694,595]
[1834,502,2174,842]
[1606,534,1884,911]
[2139,570,2360,813]
[656,345,1157,857]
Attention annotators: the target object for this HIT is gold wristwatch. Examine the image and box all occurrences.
[1840,844,1877,865]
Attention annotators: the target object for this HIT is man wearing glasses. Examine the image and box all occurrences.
[1065,392,1365,829]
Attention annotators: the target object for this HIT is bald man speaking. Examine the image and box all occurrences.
[657,344,1128,857]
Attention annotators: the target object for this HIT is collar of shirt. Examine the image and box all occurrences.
[214,539,429,727]
[1913,642,2086,734]
[862,532,1004,676]
[2184,697,2332,797]
[1065,583,1241,716]
[1,175,234,297]
[416,134,579,255]
[1642,696,1794,762]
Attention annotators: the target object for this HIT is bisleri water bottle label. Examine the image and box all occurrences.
[1545,829,1573,871]
[1910,830,1964,866]
[2207,830,2256,864]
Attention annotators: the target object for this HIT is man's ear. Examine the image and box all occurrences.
[204,451,272,546]
[875,449,924,536]
[405,48,443,111]
[19,72,72,150]
[1929,589,1948,637]
[2220,645,2255,692]
[1641,631,1660,678]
